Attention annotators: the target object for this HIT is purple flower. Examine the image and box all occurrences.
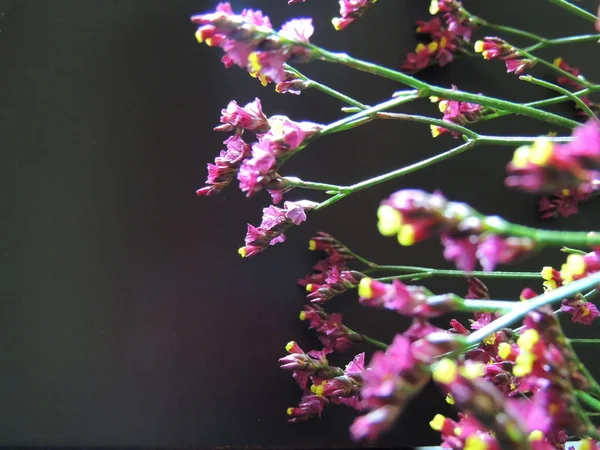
[560,298,599,325]
[286,390,328,422]
[476,235,536,272]
[196,135,251,196]
[239,200,317,257]
[350,405,402,441]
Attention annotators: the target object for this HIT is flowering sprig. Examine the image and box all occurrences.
[194,1,600,447]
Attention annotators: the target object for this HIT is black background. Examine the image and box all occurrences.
[1,0,599,447]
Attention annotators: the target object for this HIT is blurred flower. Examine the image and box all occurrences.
[332,0,379,30]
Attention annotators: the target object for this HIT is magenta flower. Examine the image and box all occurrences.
[286,390,328,422]
[350,405,402,441]
[214,98,269,133]
[300,306,360,352]
[279,341,336,389]
[192,3,314,84]
[553,57,600,117]
[476,235,536,272]
[441,234,478,271]
[506,121,600,193]
[237,116,321,197]
[239,200,317,257]
[196,135,251,196]
[539,186,592,219]
[431,96,483,138]
[560,297,599,325]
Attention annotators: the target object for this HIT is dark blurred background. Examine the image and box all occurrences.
[1,0,599,447]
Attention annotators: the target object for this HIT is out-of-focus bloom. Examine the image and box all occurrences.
[196,135,251,196]
[505,120,600,193]
[474,37,535,75]
[559,248,600,284]
[358,278,462,317]
[376,189,537,271]
[332,0,378,30]
[239,200,317,257]
[191,3,314,84]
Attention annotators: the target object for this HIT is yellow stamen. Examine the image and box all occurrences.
[553,57,563,67]
[358,277,374,299]
[415,43,426,53]
[285,341,296,352]
[432,358,458,384]
[430,125,441,138]
[427,41,439,53]
[438,100,449,113]
[517,329,539,351]
[429,414,446,431]
[446,393,455,405]
[498,342,512,359]
[474,40,484,53]
[429,96,440,102]
[562,188,571,196]
[460,361,485,379]
[513,351,535,377]
[529,137,554,166]
[464,435,488,450]
[299,311,306,321]
[429,0,440,15]
[511,145,532,168]
[377,205,403,236]
[308,240,317,251]
[397,225,416,246]
[528,430,544,442]
[440,36,448,48]
[286,407,294,415]
[541,266,554,281]
[238,247,248,258]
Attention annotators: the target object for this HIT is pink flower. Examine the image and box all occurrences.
[332,0,378,30]
[286,390,328,422]
[196,135,251,196]
[476,235,536,272]
[300,306,360,352]
[214,98,269,133]
[431,95,483,138]
[279,341,336,389]
[441,234,478,271]
[350,405,402,441]
[192,4,314,84]
[239,200,317,257]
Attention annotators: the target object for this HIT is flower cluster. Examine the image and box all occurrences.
[429,94,483,138]
[376,189,536,271]
[351,332,464,441]
[553,57,600,118]
[358,278,462,318]
[300,305,363,352]
[474,37,535,75]
[280,342,364,421]
[505,120,600,193]
[239,200,317,257]
[297,232,364,303]
[197,98,322,200]
[192,2,314,84]
[402,0,475,73]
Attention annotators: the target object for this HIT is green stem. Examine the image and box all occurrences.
[466,272,600,346]
[319,94,419,136]
[481,21,546,42]
[283,178,345,193]
[480,214,600,246]
[346,139,477,192]
[283,64,368,110]
[359,334,388,350]
[308,45,580,129]
[545,0,598,24]
[516,47,594,88]
[520,75,599,122]
[373,265,541,279]
[561,246,588,255]
[525,33,600,52]
[570,339,600,344]
[579,391,600,412]
[461,299,518,312]
[481,86,600,121]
